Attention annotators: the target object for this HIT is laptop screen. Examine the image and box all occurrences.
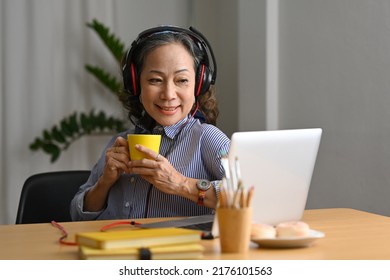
[228,128,322,225]
[138,128,322,234]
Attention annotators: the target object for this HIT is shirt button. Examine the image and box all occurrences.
[125,202,130,207]
[130,177,135,183]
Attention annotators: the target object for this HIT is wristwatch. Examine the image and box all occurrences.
[196,179,211,206]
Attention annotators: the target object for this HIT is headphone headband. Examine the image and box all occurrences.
[122,26,217,96]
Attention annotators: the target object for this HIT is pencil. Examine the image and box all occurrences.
[219,185,228,208]
[246,185,255,207]
[232,181,243,209]
[239,187,246,208]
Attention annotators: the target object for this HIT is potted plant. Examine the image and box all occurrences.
[29,19,127,162]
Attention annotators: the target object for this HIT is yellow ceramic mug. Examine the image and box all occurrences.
[127,134,161,160]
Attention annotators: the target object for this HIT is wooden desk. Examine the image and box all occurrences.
[0,208,389,260]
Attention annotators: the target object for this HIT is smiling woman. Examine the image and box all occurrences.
[70,26,230,221]
[139,43,196,126]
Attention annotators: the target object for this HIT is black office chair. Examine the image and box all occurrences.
[15,170,90,224]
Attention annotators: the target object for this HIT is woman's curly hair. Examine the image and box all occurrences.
[119,31,219,129]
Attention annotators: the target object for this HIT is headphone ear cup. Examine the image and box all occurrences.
[122,63,131,94]
[195,64,213,97]
[123,63,138,96]
[130,64,139,96]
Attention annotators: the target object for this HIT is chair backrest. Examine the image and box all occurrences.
[15,170,90,224]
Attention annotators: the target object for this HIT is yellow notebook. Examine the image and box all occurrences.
[76,227,202,250]
[79,243,204,260]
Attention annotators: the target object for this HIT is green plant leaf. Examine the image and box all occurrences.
[30,110,127,162]
[80,112,92,133]
[29,138,43,151]
[60,119,74,137]
[88,109,99,131]
[69,113,80,134]
[85,65,121,94]
[30,18,128,163]
[51,126,67,143]
[41,143,61,163]
[96,111,106,130]
[86,19,126,62]
[43,130,51,141]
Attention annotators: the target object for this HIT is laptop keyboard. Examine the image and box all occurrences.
[139,215,214,232]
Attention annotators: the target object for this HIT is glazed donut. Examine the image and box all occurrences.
[276,221,310,238]
[251,223,276,239]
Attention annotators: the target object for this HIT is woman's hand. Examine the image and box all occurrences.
[84,136,131,212]
[128,144,189,195]
[102,136,131,185]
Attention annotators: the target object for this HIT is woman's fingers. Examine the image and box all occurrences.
[111,137,130,156]
[104,136,132,177]
[134,144,162,161]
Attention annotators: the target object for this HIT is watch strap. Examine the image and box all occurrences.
[197,189,207,206]
[196,179,211,206]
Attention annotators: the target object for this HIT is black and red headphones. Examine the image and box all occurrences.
[122,26,217,97]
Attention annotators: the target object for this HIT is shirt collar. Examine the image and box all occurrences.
[135,116,194,140]
[163,117,191,139]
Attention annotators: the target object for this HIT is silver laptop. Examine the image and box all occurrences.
[228,128,322,225]
[140,128,322,234]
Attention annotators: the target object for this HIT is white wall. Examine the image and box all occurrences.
[0,0,4,222]
[192,0,240,137]
[278,0,390,215]
[192,0,267,137]
[113,0,191,45]
[238,0,267,132]
[197,0,390,216]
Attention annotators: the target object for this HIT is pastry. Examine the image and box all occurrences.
[276,221,310,238]
[251,223,276,239]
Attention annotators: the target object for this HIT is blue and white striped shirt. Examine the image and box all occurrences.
[70,116,230,221]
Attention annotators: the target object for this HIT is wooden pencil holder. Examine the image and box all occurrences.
[217,207,252,253]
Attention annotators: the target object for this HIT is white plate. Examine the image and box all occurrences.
[251,229,325,248]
